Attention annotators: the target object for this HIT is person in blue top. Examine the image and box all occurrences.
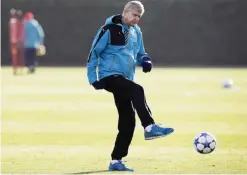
[87,1,174,171]
[24,12,44,74]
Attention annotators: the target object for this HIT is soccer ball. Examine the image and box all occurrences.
[194,132,216,154]
[222,79,233,88]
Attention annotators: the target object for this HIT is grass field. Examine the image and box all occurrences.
[1,67,247,174]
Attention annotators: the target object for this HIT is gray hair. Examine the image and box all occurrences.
[123,1,145,16]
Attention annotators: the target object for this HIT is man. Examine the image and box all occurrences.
[16,10,25,74]
[24,12,45,74]
[9,9,25,75]
[9,9,23,75]
[87,1,174,171]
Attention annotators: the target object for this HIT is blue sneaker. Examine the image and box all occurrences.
[145,124,174,140]
[108,160,134,172]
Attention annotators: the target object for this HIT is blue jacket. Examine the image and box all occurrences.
[87,15,148,84]
[24,19,44,48]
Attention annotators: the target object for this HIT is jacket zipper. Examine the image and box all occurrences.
[126,29,132,78]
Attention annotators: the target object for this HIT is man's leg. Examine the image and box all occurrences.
[111,93,135,160]
[11,44,18,75]
[104,75,174,140]
[25,48,36,73]
[102,76,135,171]
[17,44,24,74]
[104,75,154,128]
[24,48,30,72]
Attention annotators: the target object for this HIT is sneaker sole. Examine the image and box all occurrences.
[108,168,134,172]
[145,131,174,140]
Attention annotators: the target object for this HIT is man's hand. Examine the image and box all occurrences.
[92,80,105,90]
[141,56,152,73]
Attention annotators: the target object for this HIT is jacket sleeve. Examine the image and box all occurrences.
[136,30,148,66]
[37,23,45,44]
[87,27,110,84]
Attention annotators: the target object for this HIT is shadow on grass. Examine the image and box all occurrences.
[68,170,109,174]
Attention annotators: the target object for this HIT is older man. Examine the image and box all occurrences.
[87,1,174,171]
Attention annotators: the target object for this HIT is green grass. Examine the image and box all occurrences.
[1,67,247,174]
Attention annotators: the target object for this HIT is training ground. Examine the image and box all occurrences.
[1,67,247,174]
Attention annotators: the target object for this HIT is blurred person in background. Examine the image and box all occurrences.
[9,8,24,75]
[87,0,174,171]
[24,12,45,74]
[16,10,25,74]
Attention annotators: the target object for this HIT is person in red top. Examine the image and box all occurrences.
[9,8,24,75]
[16,10,25,73]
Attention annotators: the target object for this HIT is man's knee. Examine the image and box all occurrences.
[118,119,136,133]
[131,84,144,96]
[137,84,144,92]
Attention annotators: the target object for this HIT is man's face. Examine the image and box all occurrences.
[123,9,142,26]
[10,9,16,17]
[16,10,23,18]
